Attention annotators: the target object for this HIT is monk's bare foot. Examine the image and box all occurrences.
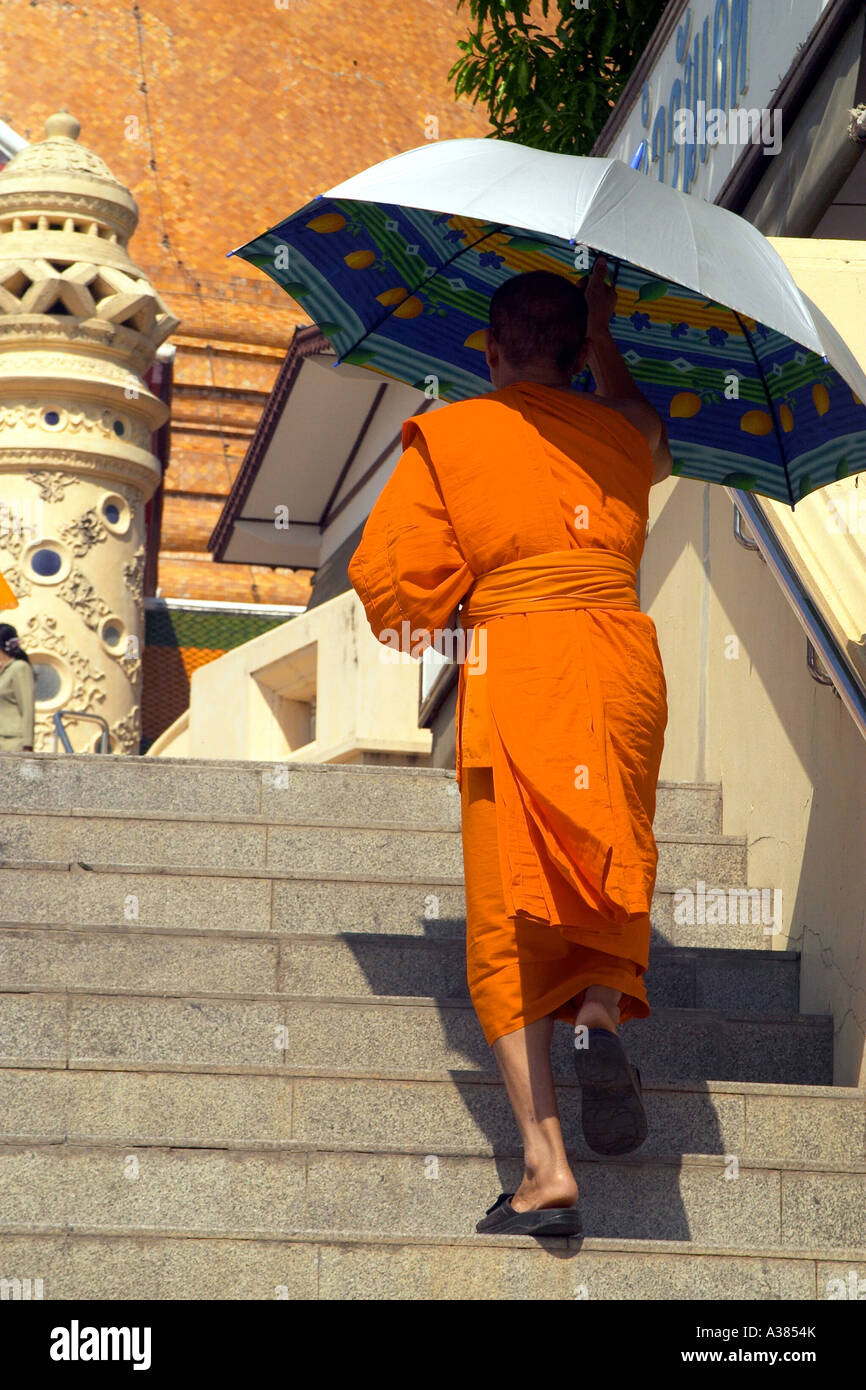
[510,1171,579,1213]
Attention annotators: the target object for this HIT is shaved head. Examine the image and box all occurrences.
[488,270,588,376]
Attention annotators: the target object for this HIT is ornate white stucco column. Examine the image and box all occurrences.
[0,109,178,751]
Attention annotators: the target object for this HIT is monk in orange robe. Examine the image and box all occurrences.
[348,258,671,1237]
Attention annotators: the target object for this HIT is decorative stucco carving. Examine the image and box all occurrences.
[56,566,112,630]
[1,111,138,243]
[33,711,55,752]
[68,656,108,710]
[0,191,136,237]
[0,400,151,450]
[1,565,31,599]
[0,257,175,343]
[21,611,66,653]
[0,318,145,355]
[123,544,145,600]
[28,470,80,503]
[4,130,118,182]
[0,453,153,494]
[118,652,143,686]
[60,507,107,557]
[23,611,108,751]
[2,351,147,390]
[0,521,35,597]
[110,706,140,754]
[0,527,26,560]
[4,351,100,377]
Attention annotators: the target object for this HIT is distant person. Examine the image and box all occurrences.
[0,623,35,752]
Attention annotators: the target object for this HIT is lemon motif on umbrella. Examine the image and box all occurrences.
[306,213,347,234]
[344,250,376,269]
[393,297,424,318]
[670,386,721,418]
[377,287,409,306]
[740,410,774,436]
[670,392,702,418]
[372,285,430,320]
[812,384,830,416]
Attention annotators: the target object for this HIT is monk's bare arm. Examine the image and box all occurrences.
[652,417,675,485]
[582,257,673,484]
[586,334,672,485]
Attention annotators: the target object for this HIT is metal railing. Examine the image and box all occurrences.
[52,710,110,754]
[732,505,761,554]
[730,491,866,737]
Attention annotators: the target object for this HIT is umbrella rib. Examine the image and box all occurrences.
[335,222,507,366]
[733,310,796,511]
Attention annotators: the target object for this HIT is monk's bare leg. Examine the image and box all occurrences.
[575,984,621,1034]
[492,1015,579,1212]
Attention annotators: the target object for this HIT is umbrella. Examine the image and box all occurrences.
[227,139,866,508]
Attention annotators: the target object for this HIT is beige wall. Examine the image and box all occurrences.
[152,588,431,766]
[643,238,866,1087]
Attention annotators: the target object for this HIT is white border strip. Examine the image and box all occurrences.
[144,596,306,617]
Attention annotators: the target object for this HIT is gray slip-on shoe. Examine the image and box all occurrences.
[573,1026,648,1155]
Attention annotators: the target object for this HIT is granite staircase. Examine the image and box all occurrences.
[0,755,864,1300]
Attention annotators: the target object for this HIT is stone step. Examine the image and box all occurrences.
[2,1228,861,1300]
[0,754,723,836]
[2,1066,861,1166]
[0,989,833,1084]
[0,927,801,1014]
[269,936,799,1014]
[0,864,778,949]
[0,808,746,883]
[1,1142,864,1249]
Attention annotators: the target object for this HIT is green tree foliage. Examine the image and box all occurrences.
[450,0,669,154]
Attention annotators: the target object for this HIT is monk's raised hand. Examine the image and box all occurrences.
[582,255,617,339]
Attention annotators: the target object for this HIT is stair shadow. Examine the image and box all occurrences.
[338,917,732,1243]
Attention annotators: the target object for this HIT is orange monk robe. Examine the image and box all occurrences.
[348,382,668,1042]
[0,572,18,609]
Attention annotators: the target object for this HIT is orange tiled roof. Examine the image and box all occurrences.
[1,0,491,604]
